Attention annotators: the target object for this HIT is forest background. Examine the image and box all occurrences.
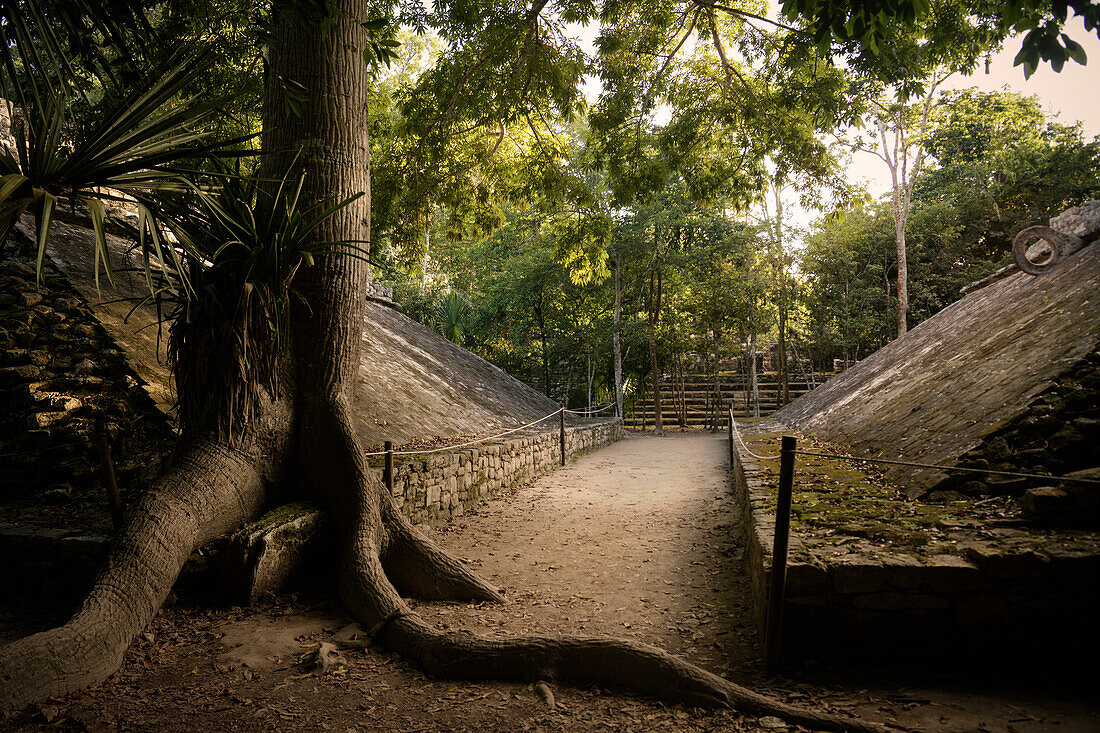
[357,6,1100,418]
[9,0,1100,420]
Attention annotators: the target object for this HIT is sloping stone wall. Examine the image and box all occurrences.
[774,239,1100,496]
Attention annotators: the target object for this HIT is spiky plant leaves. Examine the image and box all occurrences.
[32,189,54,279]
[159,167,365,436]
[0,5,248,285]
[436,291,470,344]
[86,196,114,291]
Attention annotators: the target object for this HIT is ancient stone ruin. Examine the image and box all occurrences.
[731,202,1100,662]
[0,215,621,603]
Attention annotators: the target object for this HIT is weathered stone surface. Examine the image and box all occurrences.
[920,554,982,592]
[1062,467,1100,514]
[773,232,1100,494]
[878,553,925,589]
[1050,199,1100,239]
[1021,487,1073,518]
[852,592,949,610]
[220,501,330,604]
[785,561,828,597]
[964,546,1049,578]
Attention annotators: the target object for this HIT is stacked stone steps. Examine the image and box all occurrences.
[627,372,831,429]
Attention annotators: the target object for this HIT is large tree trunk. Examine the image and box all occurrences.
[648,268,663,435]
[748,297,761,418]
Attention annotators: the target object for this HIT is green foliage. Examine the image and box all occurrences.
[436,291,470,344]
[590,0,849,209]
[0,55,239,278]
[802,87,1100,362]
[369,8,589,264]
[781,0,1098,82]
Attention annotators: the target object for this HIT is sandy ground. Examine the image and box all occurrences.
[2,432,1097,732]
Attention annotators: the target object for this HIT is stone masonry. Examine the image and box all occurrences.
[730,428,1100,663]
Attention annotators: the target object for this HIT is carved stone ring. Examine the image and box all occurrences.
[1011,225,1085,275]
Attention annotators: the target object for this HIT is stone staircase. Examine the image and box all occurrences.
[626,371,833,429]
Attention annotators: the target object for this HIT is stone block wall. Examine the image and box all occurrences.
[372,419,622,526]
[731,442,1100,663]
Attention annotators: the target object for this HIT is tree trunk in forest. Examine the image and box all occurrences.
[777,304,789,407]
[873,74,945,340]
[612,254,623,420]
[534,292,552,398]
[647,268,663,436]
[748,296,761,418]
[586,343,593,414]
[895,220,909,337]
[564,357,574,410]
[711,330,722,432]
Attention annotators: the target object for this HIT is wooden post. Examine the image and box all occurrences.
[384,440,394,496]
[559,407,566,465]
[764,434,796,672]
[96,418,123,531]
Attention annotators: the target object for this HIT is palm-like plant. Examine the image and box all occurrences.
[150,168,364,435]
[0,1,244,285]
[436,290,471,345]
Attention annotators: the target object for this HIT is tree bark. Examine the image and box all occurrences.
[748,297,760,418]
[648,268,663,435]
[612,253,624,420]
[711,329,722,432]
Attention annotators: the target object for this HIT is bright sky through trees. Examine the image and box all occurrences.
[846,15,1099,196]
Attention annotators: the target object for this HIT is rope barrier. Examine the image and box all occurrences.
[727,406,1100,486]
[362,408,566,458]
[792,449,1100,486]
[728,408,781,461]
[563,402,614,417]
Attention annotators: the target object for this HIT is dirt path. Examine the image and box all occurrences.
[414,432,756,674]
[2,432,1097,732]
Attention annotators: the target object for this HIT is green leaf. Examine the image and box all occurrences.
[34,190,56,283]
[1063,37,1087,65]
[0,173,28,201]
[87,197,115,291]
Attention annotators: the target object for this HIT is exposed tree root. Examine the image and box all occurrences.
[381,496,504,603]
[383,617,889,733]
[0,413,290,713]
